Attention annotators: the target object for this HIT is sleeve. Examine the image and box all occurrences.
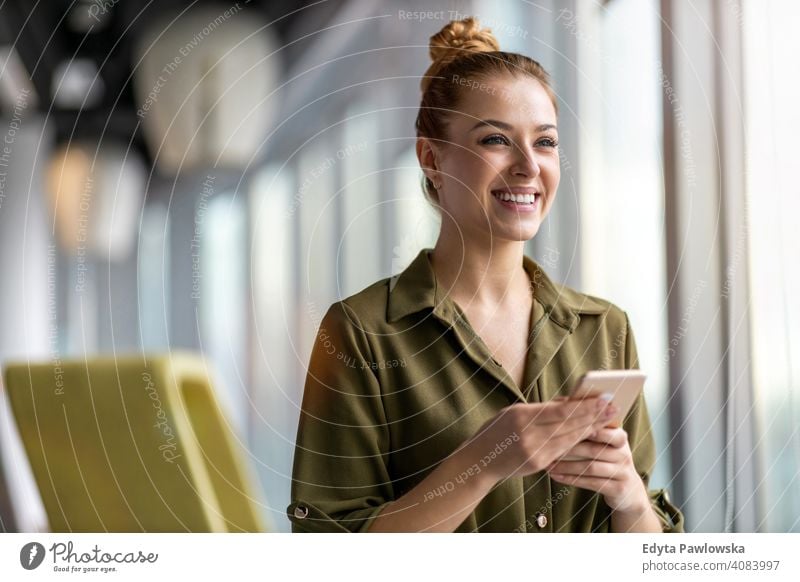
[621,312,686,533]
[287,301,394,532]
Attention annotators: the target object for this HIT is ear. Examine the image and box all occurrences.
[416,136,441,186]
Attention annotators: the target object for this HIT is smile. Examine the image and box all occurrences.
[491,189,541,212]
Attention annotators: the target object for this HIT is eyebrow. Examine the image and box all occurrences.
[469,119,558,132]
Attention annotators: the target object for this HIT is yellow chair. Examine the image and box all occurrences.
[3,352,267,532]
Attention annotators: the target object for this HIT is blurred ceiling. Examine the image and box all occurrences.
[0,0,345,162]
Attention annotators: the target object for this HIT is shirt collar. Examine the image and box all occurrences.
[386,248,608,328]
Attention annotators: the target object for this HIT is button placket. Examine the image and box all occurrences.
[457,313,500,366]
[439,302,527,403]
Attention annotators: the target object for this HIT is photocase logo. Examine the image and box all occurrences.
[20,542,46,570]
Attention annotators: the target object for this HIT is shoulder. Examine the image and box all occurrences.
[320,277,393,332]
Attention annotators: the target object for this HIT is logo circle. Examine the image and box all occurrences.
[20,542,46,570]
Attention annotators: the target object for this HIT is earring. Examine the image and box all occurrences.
[434,181,442,190]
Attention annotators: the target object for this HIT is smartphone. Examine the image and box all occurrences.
[557,370,646,461]
[568,369,646,429]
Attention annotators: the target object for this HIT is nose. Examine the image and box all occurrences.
[509,144,540,178]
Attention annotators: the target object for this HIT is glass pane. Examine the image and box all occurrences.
[577,0,672,487]
[743,0,800,532]
[391,147,440,273]
[138,201,170,351]
[250,163,297,531]
[297,138,338,361]
[340,106,383,297]
[199,192,248,434]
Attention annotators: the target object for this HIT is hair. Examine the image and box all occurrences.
[415,17,558,207]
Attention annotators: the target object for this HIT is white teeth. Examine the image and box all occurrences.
[494,191,538,204]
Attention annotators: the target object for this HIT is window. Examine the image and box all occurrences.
[576,0,672,488]
[390,147,439,274]
[138,201,170,351]
[340,105,384,297]
[198,191,248,433]
[250,164,297,531]
[743,0,800,532]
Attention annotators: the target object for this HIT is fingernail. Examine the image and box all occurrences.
[599,393,614,402]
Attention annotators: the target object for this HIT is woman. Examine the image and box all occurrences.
[288,17,684,533]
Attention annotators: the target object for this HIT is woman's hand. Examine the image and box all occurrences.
[545,427,651,515]
[456,397,619,486]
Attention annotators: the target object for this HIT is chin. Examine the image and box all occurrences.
[493,221,542,242]
[492,225,539,242]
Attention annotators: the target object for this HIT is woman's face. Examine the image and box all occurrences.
[419,73,560,243]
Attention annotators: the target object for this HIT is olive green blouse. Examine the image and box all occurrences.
[288,249,684,533]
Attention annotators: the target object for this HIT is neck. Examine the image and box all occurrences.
[430,225,529,308]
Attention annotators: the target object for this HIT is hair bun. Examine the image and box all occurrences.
[428,17,500,69]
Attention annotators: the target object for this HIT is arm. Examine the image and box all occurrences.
[367,440,498,532]
[370,399,618,532]
[289,302,394,533]
[610,486,663,532]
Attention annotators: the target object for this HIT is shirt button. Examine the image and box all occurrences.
[294,505,309,519]
[536,513,548,528]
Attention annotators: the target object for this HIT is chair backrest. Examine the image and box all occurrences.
[3,352,267,532]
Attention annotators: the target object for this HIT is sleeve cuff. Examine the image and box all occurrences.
[287,500,391,533]
[649,488,685,533]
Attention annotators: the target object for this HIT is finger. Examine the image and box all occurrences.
[528,398,600,423]
[533,397,616,426]
[547,420,605,455]
[548,473,620,494]
[587,427,628,447]
[558,441,626,463]
[591,406,620,430]
[548,459,622,479]
[541,416,605,449]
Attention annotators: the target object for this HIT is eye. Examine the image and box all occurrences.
[537,137,559,148]
[480,134,510,146]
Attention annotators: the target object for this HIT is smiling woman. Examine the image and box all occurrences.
[287,16,684,533]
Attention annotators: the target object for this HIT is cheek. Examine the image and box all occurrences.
[459,156,506,189]
[448,152,496,190]
[542,156,561,186]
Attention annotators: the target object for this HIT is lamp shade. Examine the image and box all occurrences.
[46,142,146,261]
[133,4,279,174]
[46,143,91,255]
